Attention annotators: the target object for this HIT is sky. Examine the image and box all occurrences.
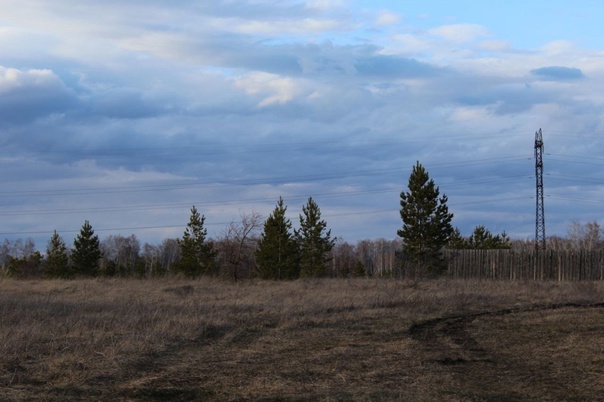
[1,0,604,249]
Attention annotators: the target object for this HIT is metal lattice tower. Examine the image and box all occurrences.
[534,128,546,251]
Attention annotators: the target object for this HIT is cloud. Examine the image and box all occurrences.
[89,89,165,119]
[0,0,604,248]
[235,72,308,107]
[477,40,511,52]
[305,0,347,11]
[375,11,402,27]
[454,82,552,115]
[0,67,75,124]
[119,32,305,75]
[231,18,346,36]
[428,24,490,43]
[530,66,585,81]
[355,55,443,78]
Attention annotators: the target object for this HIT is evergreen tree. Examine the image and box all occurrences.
[174,206,216,277]
[447,227,467,249]
[72,220,102,276]
[46,230,71,278]
[468,225,511,249]
[398,162,453,275]
[447,226,511,249]
[7,252,43,278]
[255,197,299,279]
[296,197,335,277]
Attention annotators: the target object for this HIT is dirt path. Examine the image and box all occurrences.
[409,302,604,400]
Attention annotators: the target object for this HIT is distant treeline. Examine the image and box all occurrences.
[5,161,603,280]
[2,225,604,280]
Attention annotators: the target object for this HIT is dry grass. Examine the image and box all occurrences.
[0,277,603,401]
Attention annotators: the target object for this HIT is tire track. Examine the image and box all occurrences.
[409,302,604,366]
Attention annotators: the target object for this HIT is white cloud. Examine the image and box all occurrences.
[234,72,309,107]
[540,40,575,55]
[390,34,433,54]
[0,67,59,92]
[428,24,490,43]
[306,0,348,11]
[232,18,346,36]
[375,10,402,27]
[477,40,511,52]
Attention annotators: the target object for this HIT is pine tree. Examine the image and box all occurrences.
[46,230,71,278]
[447,225,511,250]
[255,197,299,279]
[468,225,511,249]
[398,162,453,275]
[296,197,335,277]
[175,206,216,277]
[72,220,102,276]
[447,227,468,249]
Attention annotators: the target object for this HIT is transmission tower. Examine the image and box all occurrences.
[534,128,546,251]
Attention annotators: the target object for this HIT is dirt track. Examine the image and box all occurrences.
[409,303,604,401]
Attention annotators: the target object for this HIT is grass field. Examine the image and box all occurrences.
[1,278,603,401]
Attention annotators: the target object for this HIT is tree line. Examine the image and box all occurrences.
[1,162,601,279]
[1,197,335,279]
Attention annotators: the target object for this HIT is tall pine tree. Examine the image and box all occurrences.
[46,230,71,278]
[398,162,453,275]
[72,221,102,277]
[174,206,216,277]
[255,197,299,279]
[296,197,335,277]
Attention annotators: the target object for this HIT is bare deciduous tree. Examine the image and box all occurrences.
[100,234,141,276]
[217,211,263,281]
[159,238,181,273]
[568,221,603,251]
[331,239,357,277]
[140,238,181,277]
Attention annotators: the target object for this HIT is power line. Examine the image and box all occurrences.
[0,155,529,198]
[547,153,604,163]
[0,132,538,159]
[0,174,531,217]
[449,196,530,207]
[0,168,400,196]
[546,174,604,185]
[546,195,604,205]
[0,188,399,217]
[0,209,397,237]
[3,140,603,240]
[547,157,604,167]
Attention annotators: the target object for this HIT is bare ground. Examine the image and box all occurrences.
[0,278,603,401]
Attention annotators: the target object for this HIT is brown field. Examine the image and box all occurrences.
[1,278,603,401]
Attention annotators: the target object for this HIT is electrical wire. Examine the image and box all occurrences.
[546,195,604,205]
[0,174,532,217]
[0,155,531,198]
[2,141,603,238]
[0,131,538,159]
